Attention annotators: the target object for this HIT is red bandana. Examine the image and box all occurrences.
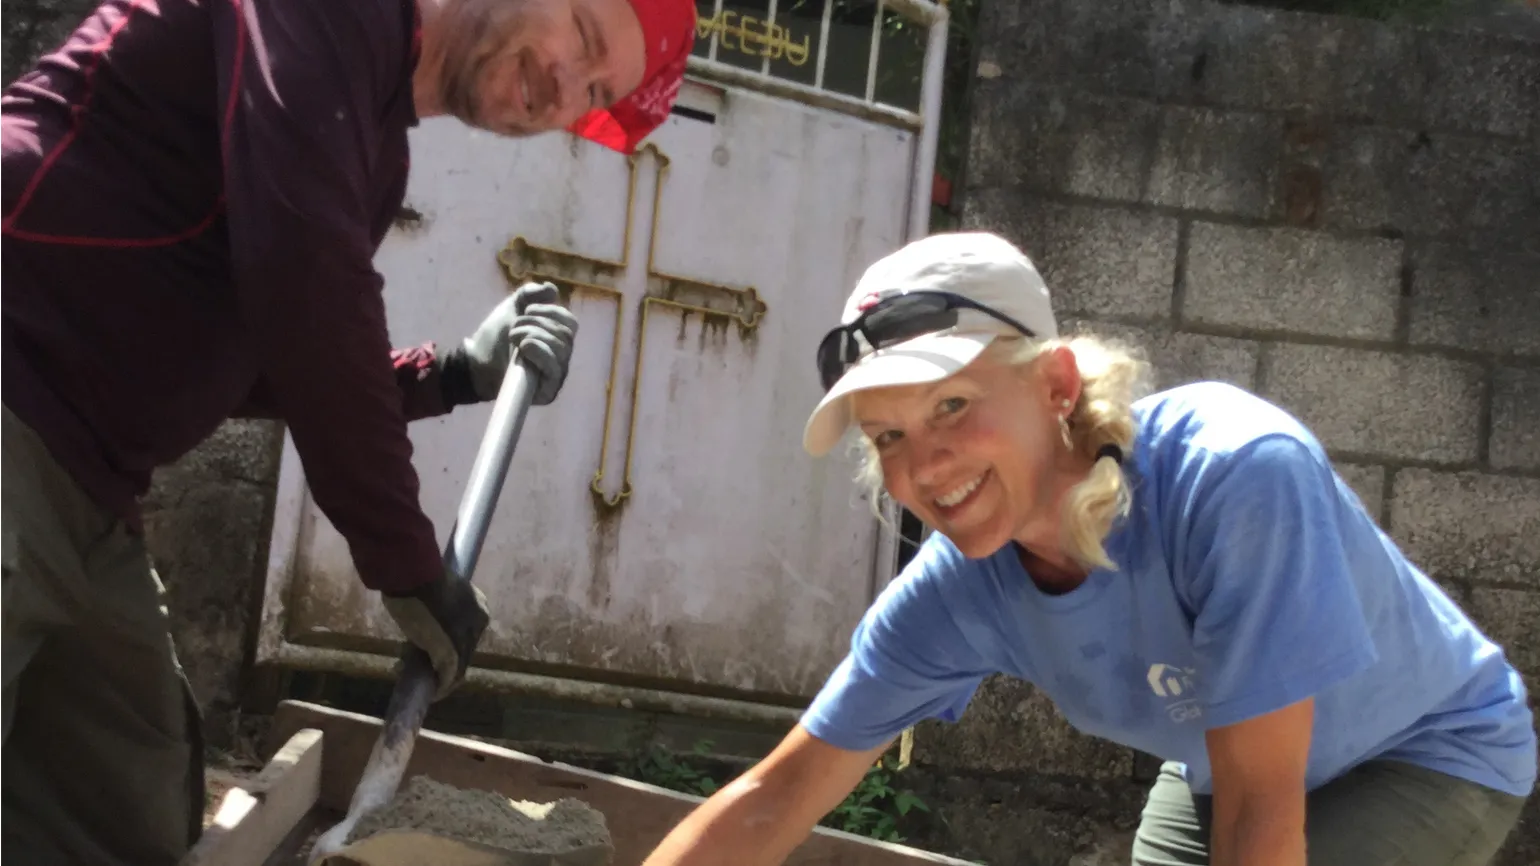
[567,0,696,153]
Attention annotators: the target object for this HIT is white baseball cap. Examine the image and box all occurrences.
[802,231,1058,457]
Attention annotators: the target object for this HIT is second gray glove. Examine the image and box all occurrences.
[381,570,490,702]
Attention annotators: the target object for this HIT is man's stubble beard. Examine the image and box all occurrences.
[439,52,486,123]
[434,0,525,128]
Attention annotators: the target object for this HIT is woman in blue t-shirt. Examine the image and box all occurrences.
[640,231,1536,866]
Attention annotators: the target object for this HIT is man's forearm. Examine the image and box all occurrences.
[1211,794,1306,866]
[234,344,481,422]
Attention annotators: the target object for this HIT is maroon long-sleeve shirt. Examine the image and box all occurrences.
[1,0,476,593]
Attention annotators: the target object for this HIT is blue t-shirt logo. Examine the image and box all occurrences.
[1148,664,1202,724]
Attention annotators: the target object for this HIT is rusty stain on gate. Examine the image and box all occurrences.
[497,143,768,514]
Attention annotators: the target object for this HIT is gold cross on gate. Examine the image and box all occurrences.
[497,143,768,513]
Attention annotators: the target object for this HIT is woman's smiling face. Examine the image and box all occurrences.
[852,345,1080,559]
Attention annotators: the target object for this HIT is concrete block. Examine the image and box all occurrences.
[1060,318,1260,393]
[1262,345,1482,464]
[968,81,1159,202]
[1421,32,1540,139]
[143,420,284,510]
[1131,750,1165,783]
[1322,128,1539,250]
[1437,577,1471,609]
[1491,367,1540,473]
[908,762,1147,864]
[139,419,283,743]
[981,0,1209,103]
[984,2,1429,123]
[911,674,1133,779]
[1277,117,1332,229]
[1389,469,1540,587]
[1197,7,1422,123]
[1335,462,1387,523]
[915,791,1139,866]
[962,193,1179,321]
[2,0,103,85]
[144,481,273,737]
[1183,223,1401,341]
[1467,588,1540,691]
[1408,245,1540,357]
[1146,108,1281,218]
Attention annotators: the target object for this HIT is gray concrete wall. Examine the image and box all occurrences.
[140,421,285,746]
[916,0,1540,862]
[3,0,92,84]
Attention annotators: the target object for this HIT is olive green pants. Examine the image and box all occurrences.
[2,405,204,865]
[1133,759,1529,866]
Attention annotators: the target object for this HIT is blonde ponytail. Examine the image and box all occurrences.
[1060,438,1134,571]
[995,334,1146,570]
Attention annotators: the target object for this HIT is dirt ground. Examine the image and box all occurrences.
[203,762,264,826]
[202,718,269,827]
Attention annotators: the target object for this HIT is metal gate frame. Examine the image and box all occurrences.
[254,0,951,727]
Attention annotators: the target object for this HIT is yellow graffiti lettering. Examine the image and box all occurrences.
[696,10,811,67]
[717,10,737,51]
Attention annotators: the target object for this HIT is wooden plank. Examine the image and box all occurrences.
[183,727,324,866]
[268,701,972,866]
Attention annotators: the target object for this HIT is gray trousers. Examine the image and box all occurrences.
[1133,759,1529,866]
[2,405,205,865]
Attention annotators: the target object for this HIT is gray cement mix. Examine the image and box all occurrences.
[345,776,614,865]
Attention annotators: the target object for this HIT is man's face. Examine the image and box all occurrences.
[427,0,649,135]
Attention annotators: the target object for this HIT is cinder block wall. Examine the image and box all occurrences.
[905,0,1539,862]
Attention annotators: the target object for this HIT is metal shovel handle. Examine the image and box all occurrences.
[309,358,540,862]
[445,357,540,580]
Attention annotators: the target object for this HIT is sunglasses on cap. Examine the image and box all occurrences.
[815,290,1038,391]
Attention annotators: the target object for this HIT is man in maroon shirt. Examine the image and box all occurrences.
[0,0,695,860]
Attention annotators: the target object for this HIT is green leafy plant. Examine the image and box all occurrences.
[613,740,930,845]
[615,739,723,798]
[818,755,930,844]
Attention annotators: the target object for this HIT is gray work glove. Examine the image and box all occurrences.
[381,571,491,701]
[462,281,578,406]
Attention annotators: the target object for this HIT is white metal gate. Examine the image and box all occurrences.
[255,0,949,723]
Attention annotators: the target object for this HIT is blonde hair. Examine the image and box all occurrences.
[853,332,1151,570]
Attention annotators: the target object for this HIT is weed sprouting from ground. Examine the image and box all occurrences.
[614,739,723,798]
[615,740,930,844]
